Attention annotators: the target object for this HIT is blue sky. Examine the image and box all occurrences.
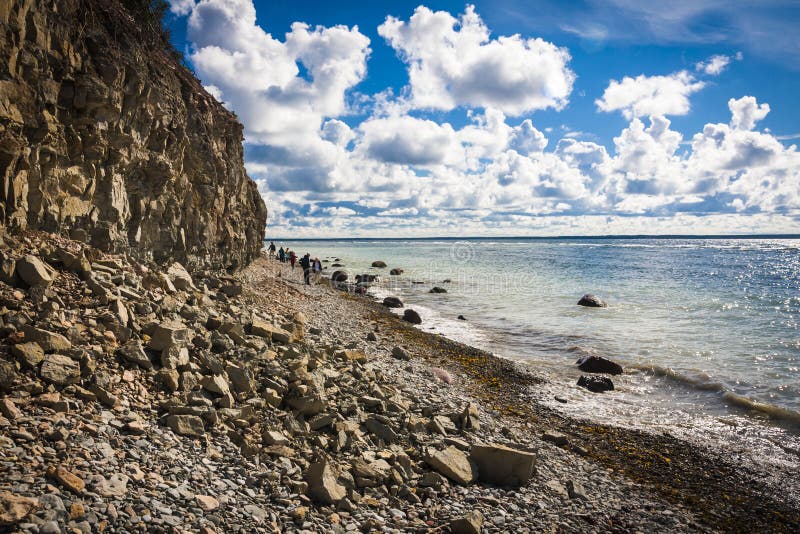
[167,0,800,237]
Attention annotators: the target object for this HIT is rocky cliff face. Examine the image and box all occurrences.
[0,0,267,271]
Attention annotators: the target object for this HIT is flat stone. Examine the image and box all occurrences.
[93,473,129,497]
[47,466,85,494]
[195,495,219,512]
[21,326,71,352]
[11,342,44,368]
[425,446,477,486]
[542,430,569,446]
[166,414,205,437]
[0,491,38,526]
[470,443,536,488]
[40,354,80,386]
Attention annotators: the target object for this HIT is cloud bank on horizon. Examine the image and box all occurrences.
[169,0,800,237]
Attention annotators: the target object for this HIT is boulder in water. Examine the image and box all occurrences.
[429,287,447,294]
[577,375,614,393]
[372,261,387,268]
[389,268,404,275]
[382,296,403,308]
[576,355,623,375]
[577,294,607,307]
[331,271,348,283]
[403,309,422,324]
[356,274,378,283]
[457,315,467,321]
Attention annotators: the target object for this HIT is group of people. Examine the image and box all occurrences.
[267,241,322,285]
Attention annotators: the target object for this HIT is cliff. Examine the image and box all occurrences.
[0,0,267,270]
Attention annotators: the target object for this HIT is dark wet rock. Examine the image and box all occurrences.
[578,294,608,307]
[382,296,403,308]
[576,355,623,375]
[355,274,377,283]
[371,261,387,268]
[458,315,467,320]
[391,346,412,361]
[403,309,422,324]
[331,263,344,267]
[429,286,447,293]
[577,375,614,392]
[331,271,348,282]
[389,268,404,275]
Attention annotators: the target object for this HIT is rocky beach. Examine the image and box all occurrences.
[1,0,799,532]
[0,232,798,533]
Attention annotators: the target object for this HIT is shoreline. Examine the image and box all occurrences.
[252,254,800,532]
[1,232,798,533]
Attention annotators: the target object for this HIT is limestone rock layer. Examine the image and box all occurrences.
[0,0,267,270]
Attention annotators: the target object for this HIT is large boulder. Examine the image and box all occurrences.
[429,287,447,294]
[424,446,477,486]
[15,255,55,287]
[403,309,422,324]
[382,296,403,308]
[330,271,348,283]
[21,326,71,352]
[577,375,614,393]
[305,460,346,504]
[371,261,387,268]
[578,294,607,307]
[576,355,623,375]
[389,268,404,275]
[469,443,536,488]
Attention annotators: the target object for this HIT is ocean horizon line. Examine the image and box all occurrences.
[265,233,800,242]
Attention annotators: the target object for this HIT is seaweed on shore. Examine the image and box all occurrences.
[367,299,800,533]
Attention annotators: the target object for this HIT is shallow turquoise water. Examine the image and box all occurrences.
[276,237,800,430]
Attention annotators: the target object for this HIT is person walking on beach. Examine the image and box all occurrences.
[300,253,312,285]
[312,257,322,283]
[268,241,276,258]
[278,247,286,263]
[289,250,297,269]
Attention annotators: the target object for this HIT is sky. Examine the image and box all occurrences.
[166,0,800,237]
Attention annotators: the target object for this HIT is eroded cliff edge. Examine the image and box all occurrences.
[0,0,267,270]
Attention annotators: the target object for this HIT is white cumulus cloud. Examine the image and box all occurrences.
[378,5,575,115]
[596,71,706,119]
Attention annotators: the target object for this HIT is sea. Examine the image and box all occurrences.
[273,237,800,459]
